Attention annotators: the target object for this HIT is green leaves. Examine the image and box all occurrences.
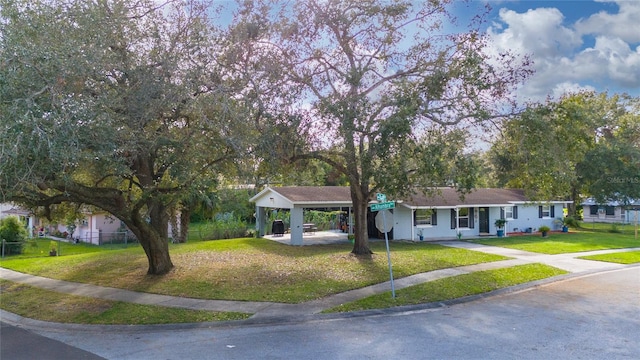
[491,92,640,205]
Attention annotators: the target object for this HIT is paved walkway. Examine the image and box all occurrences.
[1,241,638,322]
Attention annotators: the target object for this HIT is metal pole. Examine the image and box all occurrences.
[635,209,640,240]
[382,210,395,299]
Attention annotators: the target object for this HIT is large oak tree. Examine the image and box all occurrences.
[0,0,240,274]
[235,0,532,254]
[490,92,639,214]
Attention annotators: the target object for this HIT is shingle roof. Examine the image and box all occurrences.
[266,186,535,207]
[581,198,640,206]
[401,188,529,207]
[271,186,352,203]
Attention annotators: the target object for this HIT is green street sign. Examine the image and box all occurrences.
[370,201,395,211]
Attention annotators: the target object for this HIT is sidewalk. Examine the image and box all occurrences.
[1,241,638,323]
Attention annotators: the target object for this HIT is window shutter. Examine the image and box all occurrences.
[432,211,438,226]
[413,210,417,227]
[500,207,505,219]
[451,209,456,229]
[551,205,555,218]
[469,208,475,229]
[513,206,518,219]
[539,206,543,218]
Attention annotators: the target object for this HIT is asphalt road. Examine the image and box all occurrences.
[2,266,639,360]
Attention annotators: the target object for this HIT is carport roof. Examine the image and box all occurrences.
[250,186,353,208]
[273,186,351,202]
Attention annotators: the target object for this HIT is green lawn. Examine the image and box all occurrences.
[578,221,638,235]
[6,237,138,259]
[325,263,568,313]
[472,231,640,254]
[579,250,640,264]
[0,279,250,324]
[2,230,635,324]
[1,238,508,303]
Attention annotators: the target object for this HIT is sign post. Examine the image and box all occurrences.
[371,195,396,299]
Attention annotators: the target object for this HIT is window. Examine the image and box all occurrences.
[451,208,474,229]
[505,207,514,219]
[458,208,470,228]
[541,205,550,217]
[589,205,598,216]
[605,206,615,216]
[415,209,437,226]
[539,205,554,218]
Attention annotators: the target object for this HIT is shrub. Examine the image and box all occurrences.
[303,210,342,231]
[0,216,28,255]
[608,223,622,233]
[199,214,249,240]
[538,225,551,233]
[564,216,579,228]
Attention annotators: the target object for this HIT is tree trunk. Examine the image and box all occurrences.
[130,220,174,275]
[569,185,580,218]
[350,184,372,255]
[131,201,174,275]
[178,207,191,243]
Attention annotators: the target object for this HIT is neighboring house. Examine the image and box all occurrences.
[250,186,570,245]
[0,203,38,238]
[581,198,640,224]
[70,212,132,245]
[56,210,178,245]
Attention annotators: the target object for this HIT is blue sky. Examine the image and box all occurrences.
[211,1,639,103]
[462,0,640,102]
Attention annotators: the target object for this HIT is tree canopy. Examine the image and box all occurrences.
[0,0,243,274]
[490,92,640,212]
[235,0,532,254]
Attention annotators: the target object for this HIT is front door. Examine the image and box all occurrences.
[479,207,490,233]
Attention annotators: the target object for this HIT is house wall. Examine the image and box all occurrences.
[582,205,628,224]
[394,204,561,241]
[58,214,128,245]
[1,203,38,237]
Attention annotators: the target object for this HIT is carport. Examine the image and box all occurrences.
[250,186,354,245]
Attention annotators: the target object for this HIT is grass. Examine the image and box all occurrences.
[472,231,640,254]
[0,239,508,303]
[324,264,568,313]
[0,280,250,325]
[1,230,636,324]
[578,221,638,235]
[578,250,640,264]
[6,237,138,259]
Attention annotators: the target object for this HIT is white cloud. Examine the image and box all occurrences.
[486,1,640,103]
[550,82,597,99]
[575,0,640,43]
[488,7,582,58]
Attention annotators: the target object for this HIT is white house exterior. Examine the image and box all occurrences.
[71,212,130,245]
[250,187,570,245]
[582,198,640,224]
[394,188,569,241]
[250,186,353,245]
[0,203,38,238]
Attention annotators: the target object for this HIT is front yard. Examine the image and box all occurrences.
[1,230,637,324]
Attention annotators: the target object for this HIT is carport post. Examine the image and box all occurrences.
[255,207,266,237]
[290,207,304,245]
